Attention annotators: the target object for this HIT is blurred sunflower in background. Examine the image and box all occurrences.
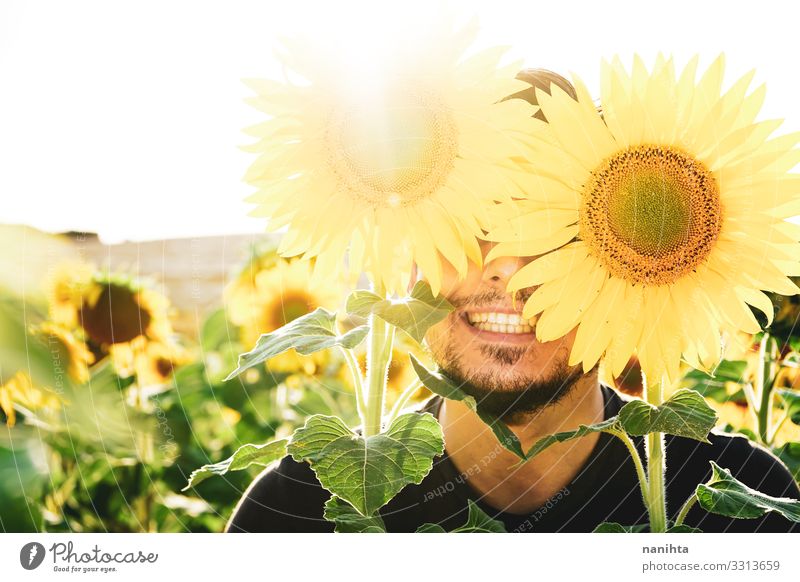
[491,55,800,386]
[354,338,433,407]
[242,16,540,296]
[0,371,62,427]
[45,264,184,386]
[32,322,95,384]
[225,250,342,373]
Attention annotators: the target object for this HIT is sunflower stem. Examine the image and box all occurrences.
[609,428,650,512]
[756,333,777,444]
[674,492,697,527]
[339,346,366,425]
[363,281,394,437]
[643,370,667,533]
[387,378,424,424]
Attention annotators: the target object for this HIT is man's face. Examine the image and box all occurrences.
[423,241,584,421]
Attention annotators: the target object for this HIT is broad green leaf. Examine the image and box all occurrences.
[183,439,288,490]
[323,497,386,533]
[776,389,800,424]
[452,500,507,532]
[224,308,368,381]
[416,523,447,532]
[618,389,717,442]
[410,355,525,459]
[346,280,453,344]
[417,500,506,533]
[524,417,620,461]
[593,522,646,533]
[695,461,800,522]
[666,525,702,533]
[288,412,444,516]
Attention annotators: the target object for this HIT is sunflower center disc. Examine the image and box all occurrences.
[581,145,722,286]
[266,291,312,328]
[327,89,458,209]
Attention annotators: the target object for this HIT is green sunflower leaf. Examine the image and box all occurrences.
[288,412,444,517]
[523,417,621,462]
[409,354,525,460]
[416,523,447,533]
[183,438,288,490]
[346,280,453,344]
[618,389,717,442]
[224,308,368,381]
[776,388,800,424]
[417,500,507,533]
[323,497,386,533]
[681,360,748,404]
[593,522,647,533]
[666,524,702,533]
[695,461,800,522]
[773,442,800,482]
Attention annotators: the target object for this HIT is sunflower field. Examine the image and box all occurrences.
[2,13,800,535]
[0,234,437,532]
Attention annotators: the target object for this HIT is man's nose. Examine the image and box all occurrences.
[483,254,523,285]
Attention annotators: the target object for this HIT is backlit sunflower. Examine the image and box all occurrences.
[225,256,342,373]
[32,322,95,384]
[0,371,62,427]
[111,337,189,386]
[242,18,539,295]
[47,264,177,380]
[491,55,800,385]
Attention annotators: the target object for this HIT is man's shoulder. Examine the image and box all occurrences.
[225,455,333,533]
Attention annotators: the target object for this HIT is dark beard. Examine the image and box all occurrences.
[439,341,586,424]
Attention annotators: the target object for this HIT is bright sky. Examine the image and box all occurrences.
[1,0,799,243]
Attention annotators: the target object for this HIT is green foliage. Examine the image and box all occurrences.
[288,412,444,516]
[224,308,368,381]
[776,389,800,424]
[346,280,453,343]
[417,500,507,533]
[524,418,620,461]
[618,389,717,443]
[681,360,748,404]
[184,439,288,490]
[324,497,386,533]
[696,462,800,522]
[593,522,647,533]
[410,354,525,459]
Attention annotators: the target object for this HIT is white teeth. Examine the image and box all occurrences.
[466,312,535,334]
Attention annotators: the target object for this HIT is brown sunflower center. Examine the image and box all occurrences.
[580,145,722,286]
[326,89,458,209]
[264,291,313,330]
[80,284,151,345]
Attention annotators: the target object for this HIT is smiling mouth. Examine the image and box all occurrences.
[463,311,535,334]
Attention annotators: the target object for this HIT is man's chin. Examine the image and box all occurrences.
[442,363,585,424]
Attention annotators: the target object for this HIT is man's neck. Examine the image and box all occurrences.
[438,372,605,515]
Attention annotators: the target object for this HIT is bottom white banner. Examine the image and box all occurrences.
[0,533,797,581]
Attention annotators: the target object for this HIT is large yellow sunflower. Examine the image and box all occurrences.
[490,55,800,385]
[242,19,539,295]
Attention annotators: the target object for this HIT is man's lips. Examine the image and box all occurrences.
[457,308,538,344]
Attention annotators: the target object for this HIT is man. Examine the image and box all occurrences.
[226,71,800,533]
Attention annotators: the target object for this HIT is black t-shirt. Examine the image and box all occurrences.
[226,385,800,532]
